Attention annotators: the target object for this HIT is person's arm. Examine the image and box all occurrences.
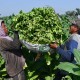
[0,31,21,50]
[50,40,78,62]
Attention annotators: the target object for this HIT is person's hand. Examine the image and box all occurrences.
[50,43,58,49]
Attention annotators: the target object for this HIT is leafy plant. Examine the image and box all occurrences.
[12,7,63,44]
[57,49,80,80]
[0,55,7,80]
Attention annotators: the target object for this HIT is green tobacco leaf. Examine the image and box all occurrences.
[62,75,72,80]
[74,49,80,64]
[44,53,52,65]
[57,62,80,76]
[45,76,53,80]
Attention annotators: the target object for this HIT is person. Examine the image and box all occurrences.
[21,23,80,79]
[0,20,25,80]
[50,23,80,62]
[0,20,13,41]
[0,20,8,35]
[49,23,80,80]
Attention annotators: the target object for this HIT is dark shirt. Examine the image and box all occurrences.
[56,34,80,62]
[0,36,25,77]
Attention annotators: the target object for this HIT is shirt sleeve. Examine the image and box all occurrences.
[0,37,21,51]
[56,40,78,62]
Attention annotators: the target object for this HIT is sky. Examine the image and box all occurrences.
[0,0,80,17]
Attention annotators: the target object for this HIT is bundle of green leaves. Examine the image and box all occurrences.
[13,7,63,44]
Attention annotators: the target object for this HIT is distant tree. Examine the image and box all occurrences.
[76,8,80,15]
